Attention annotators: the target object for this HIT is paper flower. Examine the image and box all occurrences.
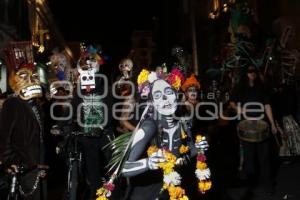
[164,171,182,185]
[167,68,185,90]
[148,71,158,83]
[147,146,188,199]
[195,134,212,194]
[96,179,115,200]
[137,69,150,85]
[179,145,189,154]
[195,168,211,181]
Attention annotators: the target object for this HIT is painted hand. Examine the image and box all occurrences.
[148,149,166,170]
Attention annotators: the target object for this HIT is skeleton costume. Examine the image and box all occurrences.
[56,44,112,200]
[0,43,46,200]
[121,71,208,200]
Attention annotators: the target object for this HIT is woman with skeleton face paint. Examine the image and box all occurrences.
[180,75,204,134]
[120,70,209,200]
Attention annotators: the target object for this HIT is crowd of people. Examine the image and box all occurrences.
[0,40,299,200]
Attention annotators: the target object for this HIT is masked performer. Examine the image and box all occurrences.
[54,44,113,200]
[120,69,209,200]
[0,46,47,200]
[115,58,137,134]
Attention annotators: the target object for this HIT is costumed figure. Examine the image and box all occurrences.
[0,42,47,200]
[52,43,112,200]
[115,58,137,134]
[96,68,211,200]
[48,48,72,83]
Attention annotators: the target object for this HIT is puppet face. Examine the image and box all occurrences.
[78,53,100,73]
[10,68,42,100]
[50,52,69,80]
[119,58,133,79]
[186,86,198,101]
[151,79,177,115]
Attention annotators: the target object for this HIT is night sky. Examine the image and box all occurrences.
[49,0,163,60]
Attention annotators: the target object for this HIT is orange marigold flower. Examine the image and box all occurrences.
[147,145,158,157]
[196,135,203,143]
[179,145,189,154]
[196,161,207,170]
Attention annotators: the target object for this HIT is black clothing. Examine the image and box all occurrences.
[0,96,46,200]
[123,117,197,200]
[0,96,45,169]
[231,85,270,119]
[56,84,114,200]
[230,84,274,192]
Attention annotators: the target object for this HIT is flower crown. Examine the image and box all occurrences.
[78,43,105,66]
[137,67,185,96]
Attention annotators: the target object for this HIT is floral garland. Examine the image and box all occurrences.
[147,146,189,200]
[195,135,212,194]
[96,177,116,200]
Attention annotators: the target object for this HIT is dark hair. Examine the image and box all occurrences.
[237,65,263,92]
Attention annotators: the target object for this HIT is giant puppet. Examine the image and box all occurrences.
[0,41,47,200]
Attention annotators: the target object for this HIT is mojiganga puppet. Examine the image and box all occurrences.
[0,42,46,200]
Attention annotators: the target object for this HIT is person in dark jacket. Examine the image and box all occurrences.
[0,62,47,200]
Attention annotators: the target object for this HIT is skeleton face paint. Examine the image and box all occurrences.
[11,68,42,100]
[186,86,198,101]
[151,80,177,115]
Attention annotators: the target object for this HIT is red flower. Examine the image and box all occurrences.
[197,154,206,162]
[104,183,115,191]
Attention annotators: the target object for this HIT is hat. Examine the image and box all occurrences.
[181,74,200,92]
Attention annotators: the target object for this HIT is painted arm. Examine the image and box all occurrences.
[122,119,162,177]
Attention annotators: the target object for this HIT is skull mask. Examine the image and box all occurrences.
[78,68,96,92]
[77,47,102,92]
[151,79,177,116]
[119,58,133,79]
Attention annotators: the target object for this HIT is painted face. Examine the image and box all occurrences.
[10,68,42,100]
[151,80,177,115]
[186,86,198,101]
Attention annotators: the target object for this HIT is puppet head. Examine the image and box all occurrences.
[9,63,42,100]
[77,44,104,92]
[4,42,42,100]
[49,49,71,81]
[119,58,133,80]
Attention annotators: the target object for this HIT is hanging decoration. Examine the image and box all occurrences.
[208,0,236,19]
[27,0,74,62]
